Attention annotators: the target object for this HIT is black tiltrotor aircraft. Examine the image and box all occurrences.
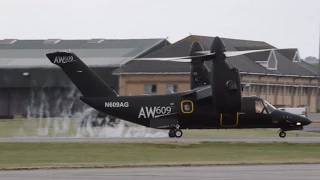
[46,36,312,138]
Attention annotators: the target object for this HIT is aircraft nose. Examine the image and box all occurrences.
[298,116,312,126]
[287,113,312,126]
[271,110,312,126]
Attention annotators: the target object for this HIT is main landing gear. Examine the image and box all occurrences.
[279,130,286,138]
[169,129,183,138]
[168,125,183,138]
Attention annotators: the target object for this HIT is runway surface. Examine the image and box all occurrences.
[1,164,320,180]
[1,136,320,143]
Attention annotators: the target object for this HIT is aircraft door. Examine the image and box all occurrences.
[241,97,255,113]
[240,98,273,127]
[219,112,238,127]
[252,100,272,126]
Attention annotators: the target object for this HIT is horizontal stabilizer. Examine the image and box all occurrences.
[181,85,212,100]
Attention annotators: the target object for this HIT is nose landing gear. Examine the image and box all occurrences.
[279,130,286,138]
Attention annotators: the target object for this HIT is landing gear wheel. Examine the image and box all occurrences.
[175,129,183,138]
[168,129,175,138]
[279,131,286,138]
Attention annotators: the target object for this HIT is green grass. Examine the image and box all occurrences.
[0,118,79,137]
[0,142,320,169]
[1,118,320,138]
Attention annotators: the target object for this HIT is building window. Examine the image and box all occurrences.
[303,87,308,95]
[252,85,258,92]
[166,84,179,93]
[144,84,157,94]
[270,86,275,94]
[267,50,277,70]
[260,85,267,94]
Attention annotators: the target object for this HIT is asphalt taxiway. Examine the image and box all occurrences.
[1,136,320,143]
[1,164,319,180]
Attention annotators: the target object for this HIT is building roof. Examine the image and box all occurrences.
[113,35,319,77]
[0,67,121,90]
[0,38,170,68]
[0,38,171,88]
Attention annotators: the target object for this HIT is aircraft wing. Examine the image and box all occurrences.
[181,85,211,100]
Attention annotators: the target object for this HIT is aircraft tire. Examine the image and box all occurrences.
[168,129,175,138]
[279,131,286,138]
[175,129,183,138]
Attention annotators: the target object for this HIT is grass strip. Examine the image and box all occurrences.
[0,142,320,170]
[1,119,320,138]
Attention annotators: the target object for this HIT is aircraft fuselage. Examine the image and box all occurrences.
[80,95,311,131]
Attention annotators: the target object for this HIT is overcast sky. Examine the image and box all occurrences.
[1,0,319,58]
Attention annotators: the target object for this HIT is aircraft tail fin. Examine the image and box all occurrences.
[46,51,118,97]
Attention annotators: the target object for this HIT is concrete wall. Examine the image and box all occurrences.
[119,74,190,95]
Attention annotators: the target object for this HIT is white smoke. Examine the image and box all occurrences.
[16,86,167,138]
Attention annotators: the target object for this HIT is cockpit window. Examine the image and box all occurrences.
[255,101,267,114]
[263,100,276,114]
[255,100,276,114]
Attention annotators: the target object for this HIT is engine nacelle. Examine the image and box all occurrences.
[210,37,242,114]
[189,41,210,89]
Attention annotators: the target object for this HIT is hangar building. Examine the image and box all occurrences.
[0,38,170,118]
[114,35,320,113]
